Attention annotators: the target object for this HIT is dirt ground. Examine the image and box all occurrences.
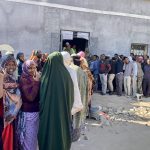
[71,93,150,150]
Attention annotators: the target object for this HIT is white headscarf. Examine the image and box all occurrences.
[61,52,83,115]
[128,56,133,62]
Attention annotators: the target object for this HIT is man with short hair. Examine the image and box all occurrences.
[124,57,134,97]
[99,54,111,95]
[90,55,100,91]
[115,56,124,96]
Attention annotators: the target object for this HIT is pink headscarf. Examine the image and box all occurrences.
[77,51,85,58]
[138,56,143,63]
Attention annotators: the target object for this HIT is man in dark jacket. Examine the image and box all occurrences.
[108,57,116,95]
[115,56,124,96]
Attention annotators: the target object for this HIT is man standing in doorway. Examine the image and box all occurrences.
[63,42,76,55]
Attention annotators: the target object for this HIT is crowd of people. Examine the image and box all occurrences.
[0,49,94,150]
[0,46,150,150]
[89,53,150,98]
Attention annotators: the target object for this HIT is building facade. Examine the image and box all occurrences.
[0,0,150,57]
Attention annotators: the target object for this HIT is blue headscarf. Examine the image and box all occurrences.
[16,52,24,60]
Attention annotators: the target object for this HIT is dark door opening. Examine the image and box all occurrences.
[61,30,89,53]
[131,43,148,56]
[63,38,88,53]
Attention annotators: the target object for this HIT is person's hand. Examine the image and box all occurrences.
[5,114,15,122]
[0,72,4,81]
[33,71,41,81]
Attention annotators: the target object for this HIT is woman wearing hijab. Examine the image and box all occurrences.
[38,52,74,150]
[73,54,94,135]
[71,55,88,141]
[80,52,94,107]
[30,50,42,72]
[18,60,40,150]
[61,51,83,116]
[77,51,89,67]
[0,55,22,150]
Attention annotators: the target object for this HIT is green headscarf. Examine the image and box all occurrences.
[38,52,74,150]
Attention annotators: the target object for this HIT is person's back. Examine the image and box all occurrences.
[109,59,116,74]
[124,61,133,77]
[99,60,111,74]
[38,52,74,150]
[115,59,124,74]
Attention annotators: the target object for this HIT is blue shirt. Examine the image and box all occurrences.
[90,60,100,75]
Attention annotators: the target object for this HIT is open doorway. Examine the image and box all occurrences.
[131,43,148,56]
[61,30,89,53]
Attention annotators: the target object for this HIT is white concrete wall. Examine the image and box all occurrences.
[0,0,150,57]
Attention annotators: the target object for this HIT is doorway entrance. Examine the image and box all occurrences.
[131,43,148,56]
[61,30,90,53]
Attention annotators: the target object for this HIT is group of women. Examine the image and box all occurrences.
[0,50,94,150]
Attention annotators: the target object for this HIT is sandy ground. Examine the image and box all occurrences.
[71,93,150,150]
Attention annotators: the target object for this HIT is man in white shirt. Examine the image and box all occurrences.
[132,57,138,97]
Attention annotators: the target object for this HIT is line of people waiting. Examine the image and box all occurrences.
[90,53,150,98]
[0,50,94,150]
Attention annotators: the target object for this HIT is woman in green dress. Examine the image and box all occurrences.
[38,52,74,150]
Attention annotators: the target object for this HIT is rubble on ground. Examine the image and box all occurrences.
[90,104,150,126]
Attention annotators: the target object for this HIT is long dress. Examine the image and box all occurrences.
[18,71,40,150]
[61,51,83,116]
[2,74,22,150]
[70,64,88,141]
[38,52,74,150]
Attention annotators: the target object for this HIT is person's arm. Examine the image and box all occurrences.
[20,77,40,102]
[130,63,134,77]
[90,62,94,72]
[105,64,111,74]
[0,72,4,98]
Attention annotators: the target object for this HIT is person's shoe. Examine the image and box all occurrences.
[101,93,106,95]
[109,92,113,95]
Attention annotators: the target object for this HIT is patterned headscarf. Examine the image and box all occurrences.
[22,60,36,76]
[1,54,17,69]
